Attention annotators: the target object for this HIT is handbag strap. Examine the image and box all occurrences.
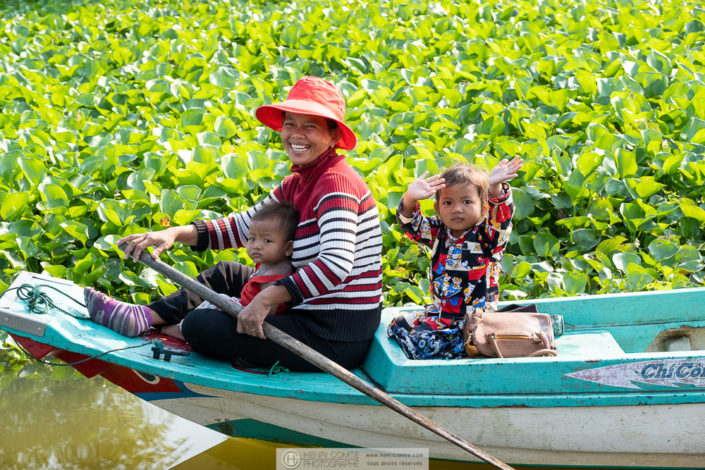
[488,334,504,358]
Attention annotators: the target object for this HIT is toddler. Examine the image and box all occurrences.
[388,157,522,359]
[192,202,299,316]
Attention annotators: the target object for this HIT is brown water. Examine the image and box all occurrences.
[1,365,554,470]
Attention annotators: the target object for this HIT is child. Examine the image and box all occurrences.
[190,201,299,316]
[388,157,523,359]
[85,202,299,340]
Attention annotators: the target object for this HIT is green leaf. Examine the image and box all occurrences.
[17,156,46,185]
[221,153,248,179]
[215,116,238,139]
[614,148,637,178]
[680,200,705,222]
[404,285,428,304]
[571,228,600,252]
[209,67,239,89]
[648,239,678,261]
[680,117,705,144]
[533,232,560,257]
[181,109,204,128]
[97,200,130,226]
[634,178,664,198]
[563,271,587,295]
[612,252,642,272]
[511,188,534,219]
[576,152,603,177]
[626,264,653,291]
[161,189,184,216]
[0,192,29,221]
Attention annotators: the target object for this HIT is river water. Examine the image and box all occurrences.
[1,361,549,470]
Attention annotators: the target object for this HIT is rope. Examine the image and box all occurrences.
[7,283,88,319]
[267,360,290,376]
[13,339,157,367]
[4,282,184,368]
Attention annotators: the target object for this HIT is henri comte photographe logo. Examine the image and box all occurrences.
[276,447,428,470]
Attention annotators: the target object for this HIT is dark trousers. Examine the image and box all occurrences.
[149,261,372,372]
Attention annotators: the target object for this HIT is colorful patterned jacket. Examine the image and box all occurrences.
[396,184,514,322]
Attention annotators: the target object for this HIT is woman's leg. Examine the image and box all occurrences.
[85,261,254,337]
[181,310,372,372]
[148,261,254,323]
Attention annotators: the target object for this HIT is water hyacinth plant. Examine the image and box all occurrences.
[1,0,705,316]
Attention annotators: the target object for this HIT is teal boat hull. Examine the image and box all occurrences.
[1,271,704,467]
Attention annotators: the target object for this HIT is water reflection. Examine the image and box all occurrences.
[0,358,224,469]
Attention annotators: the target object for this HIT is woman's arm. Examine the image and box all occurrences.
[193,192,279,252]
[119,224,198,261]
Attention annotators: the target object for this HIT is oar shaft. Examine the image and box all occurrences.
[122,244,513,470]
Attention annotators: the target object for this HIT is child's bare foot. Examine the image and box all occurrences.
[160,323,185,341]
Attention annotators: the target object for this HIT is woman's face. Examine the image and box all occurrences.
[281,113,341,166]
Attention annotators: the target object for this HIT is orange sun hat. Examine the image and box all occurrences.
[255,76,357,150]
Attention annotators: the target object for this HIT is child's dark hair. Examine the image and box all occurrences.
[252,202,299,241]
[437,163,490,213]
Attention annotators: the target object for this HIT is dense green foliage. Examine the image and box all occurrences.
[2,0,705,312]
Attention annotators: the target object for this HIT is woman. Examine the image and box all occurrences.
[85,77,383,371]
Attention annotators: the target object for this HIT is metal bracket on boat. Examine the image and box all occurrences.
[151,340,189,362]
[0,308,48,337]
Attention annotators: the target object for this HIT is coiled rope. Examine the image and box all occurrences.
[5,282,157,366]
[8,283,88,319]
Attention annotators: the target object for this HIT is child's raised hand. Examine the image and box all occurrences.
[489,157,523,186]
[406,171,446,201]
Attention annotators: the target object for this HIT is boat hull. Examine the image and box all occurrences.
[146,382,705,467]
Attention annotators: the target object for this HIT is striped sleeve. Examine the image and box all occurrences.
[191,190,283,251]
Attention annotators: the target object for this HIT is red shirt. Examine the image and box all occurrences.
[239,273,290,314]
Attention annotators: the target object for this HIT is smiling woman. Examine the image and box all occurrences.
[280,113,340,167]
[83,77,385,373]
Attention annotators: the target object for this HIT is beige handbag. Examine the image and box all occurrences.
[462,308,558,358]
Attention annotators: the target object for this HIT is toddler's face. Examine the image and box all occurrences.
[246,218,293,266]
[434,183,486,237]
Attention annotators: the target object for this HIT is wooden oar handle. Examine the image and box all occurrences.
[118,243,514,470]
[118,244,243,317]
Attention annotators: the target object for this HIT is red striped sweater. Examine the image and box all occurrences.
[193,149,383,341]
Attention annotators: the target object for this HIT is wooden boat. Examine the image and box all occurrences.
[1,270,704,468]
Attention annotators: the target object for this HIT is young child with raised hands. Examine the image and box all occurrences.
[388,157,523,359]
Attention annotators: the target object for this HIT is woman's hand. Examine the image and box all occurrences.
[236,285,291,339]
[118,229,178,261]
[400,171,445,216]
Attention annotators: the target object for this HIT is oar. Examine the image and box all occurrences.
[120,244,514,470]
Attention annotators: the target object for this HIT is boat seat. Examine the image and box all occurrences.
[555,330,625,357]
